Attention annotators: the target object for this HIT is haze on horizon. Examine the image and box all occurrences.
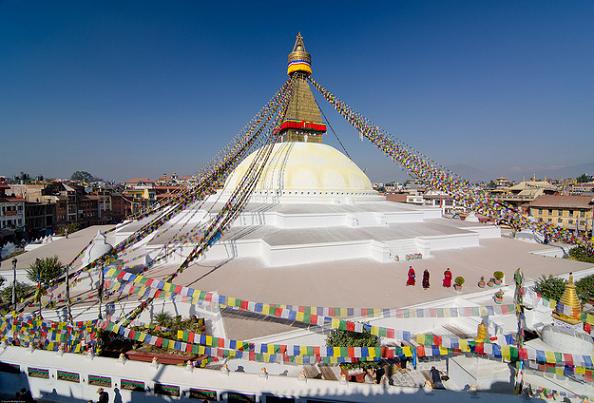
[1,0,593,183]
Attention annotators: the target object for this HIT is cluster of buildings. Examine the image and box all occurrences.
[375,175,594,235]
[490,176,594,234]
[0,173,193,244]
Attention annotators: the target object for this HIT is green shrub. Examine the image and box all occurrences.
[99,314,206,357]
[576,274,594,303]
[153,311,174,327]
[533,275,566,301]
[326,328,380,348]
[493,271,504,280]
[568,246,594,264]
[454,276,465,286]
[326,328,381,369]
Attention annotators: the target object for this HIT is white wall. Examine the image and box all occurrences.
[0,346,530,403]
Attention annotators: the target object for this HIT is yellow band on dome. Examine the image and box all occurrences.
[288,63,312,76]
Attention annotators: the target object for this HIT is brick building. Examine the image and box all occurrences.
[529,195,594,233]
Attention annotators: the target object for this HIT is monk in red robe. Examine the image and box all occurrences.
[406,266,416,286]
[422,269,430,290]
[443,268,452,288]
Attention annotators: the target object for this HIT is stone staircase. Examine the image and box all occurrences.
[387,238,420,261]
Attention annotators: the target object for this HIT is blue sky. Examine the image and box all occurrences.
[1,0,593,182]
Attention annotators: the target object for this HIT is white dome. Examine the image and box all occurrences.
[223,142,376,199]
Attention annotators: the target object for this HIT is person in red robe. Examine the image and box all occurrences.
[406,266,416,286]
[422,269,430,290]
[443,268,452,288]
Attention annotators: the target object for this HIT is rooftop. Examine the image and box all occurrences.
[529,194,594,209]
[508,180,557,192]
[125,177,154,184]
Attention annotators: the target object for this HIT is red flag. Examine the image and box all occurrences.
[417,345,426,357]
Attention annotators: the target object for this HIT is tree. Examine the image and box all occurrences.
[576,173,593,183]
[487,180,497,188]
[70,170,94,182]
[533,275,566,302]
[0,281,33,304]
[26,256,65,285]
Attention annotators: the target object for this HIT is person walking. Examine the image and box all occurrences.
[422,269,430,290]
[442,268,452,288]
[406,266,416,286]
[97,388,109,403]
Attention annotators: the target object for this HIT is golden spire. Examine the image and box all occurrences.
[553,272,582,325]
[278,33,326,143]
[287,32,312,76]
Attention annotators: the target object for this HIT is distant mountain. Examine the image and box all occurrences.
[445,163,491,182]
[443,161,594,182]
[514,161,594,181]
[373,161,594,184]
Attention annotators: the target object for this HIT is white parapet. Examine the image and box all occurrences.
[0,346,536,403]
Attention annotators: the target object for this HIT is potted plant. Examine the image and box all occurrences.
[493,271,504,285]
[493,289,504,304]
[454,276,464,291]
[478,276,486,288]
[487,278,495,287]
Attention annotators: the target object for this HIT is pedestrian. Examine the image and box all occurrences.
[430,366,442,388]
[422,269,430,290]
[442,268,452,288]
[97,388,109,403]
[406,266,416,286]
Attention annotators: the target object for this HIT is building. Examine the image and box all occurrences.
[90,189,113,223]
[123,177,156,214]
[24,201,56,237]
[571,181,594,194]
[0,177,25,236]
[494,176,512,188]
[529,194,594,233]
[109,193,133,222]
[78,194,100,227]
[490,179,558,210]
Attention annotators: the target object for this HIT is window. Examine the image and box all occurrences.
[568,219,573,224]
[548,218,552,223]
[569,210,574,216]
[548,209,552,214]
[538,209,542,215]
[580,211,585,218]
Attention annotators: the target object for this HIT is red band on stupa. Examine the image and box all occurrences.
[278,120,327,133]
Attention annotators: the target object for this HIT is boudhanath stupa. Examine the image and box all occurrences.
[1,34,592,402]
